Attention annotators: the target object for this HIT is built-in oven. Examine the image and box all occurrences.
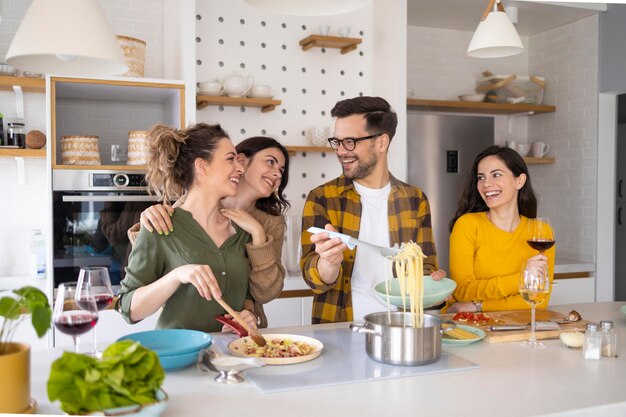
[52,170,158,287]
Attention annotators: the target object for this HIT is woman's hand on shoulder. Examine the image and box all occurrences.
[172,264,222,300]
[220,208,266,244]
[140,204,174,235]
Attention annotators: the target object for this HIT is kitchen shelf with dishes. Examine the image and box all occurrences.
[524,157,555,165]
[407,98,556,115]
[299,35,362,54]
[0,75,45,93]
[286,145,332,156]
[196,95,281,112]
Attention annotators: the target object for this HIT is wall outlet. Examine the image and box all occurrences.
[111,144,128,162]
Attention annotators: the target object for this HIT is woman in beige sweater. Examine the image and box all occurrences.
[129,136,290,327]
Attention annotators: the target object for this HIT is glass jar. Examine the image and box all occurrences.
[600,320,617,358]
[7,122,26,148]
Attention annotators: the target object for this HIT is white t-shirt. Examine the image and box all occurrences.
[351,180,395,321]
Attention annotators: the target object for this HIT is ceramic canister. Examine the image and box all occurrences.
[127,131,149,165]
[61,135,101,165]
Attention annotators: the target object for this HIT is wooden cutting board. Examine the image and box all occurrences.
[441,309,589,343]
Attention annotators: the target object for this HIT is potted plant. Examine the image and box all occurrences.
[0,286,51,413]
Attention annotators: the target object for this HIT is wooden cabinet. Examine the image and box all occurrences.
[49,77,185,170]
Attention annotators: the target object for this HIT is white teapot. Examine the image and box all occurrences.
[222,72,254,98]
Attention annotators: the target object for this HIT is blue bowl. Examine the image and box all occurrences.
[117,329,212,356]
[374,276,457,308]
[158,350,201,372]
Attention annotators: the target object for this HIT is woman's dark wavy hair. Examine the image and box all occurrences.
[449,145,537,232]
[236,136,290,216]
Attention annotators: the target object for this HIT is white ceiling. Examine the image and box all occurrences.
[407,0,606,36]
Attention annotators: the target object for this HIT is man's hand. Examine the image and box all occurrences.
[309,224,347,284]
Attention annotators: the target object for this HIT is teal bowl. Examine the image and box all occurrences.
[117,329,212,356]
[621,304,626,318]
[374,276,457,308]
[158,350,200,372]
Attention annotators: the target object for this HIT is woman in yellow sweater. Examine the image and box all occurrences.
[447,145,555,312]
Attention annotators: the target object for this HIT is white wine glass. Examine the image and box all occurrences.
[77,267,113,358]
[53,282,99,354]
[519,262,550,348]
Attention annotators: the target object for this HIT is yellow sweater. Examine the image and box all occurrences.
[449,212,555,311]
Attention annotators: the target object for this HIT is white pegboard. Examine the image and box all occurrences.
[195,0,373,215]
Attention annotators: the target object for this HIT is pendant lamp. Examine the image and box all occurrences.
[467,0,524,58]
[244,0,372,16]
[5,0,127,77]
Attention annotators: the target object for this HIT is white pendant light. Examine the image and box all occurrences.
[5,0,127,77]
[244,0,372,16]
[467,0,524,58]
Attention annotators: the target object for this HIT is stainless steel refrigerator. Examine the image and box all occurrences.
[406,112,494,272]
[615,123,626,300]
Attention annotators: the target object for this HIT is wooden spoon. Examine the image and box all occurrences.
[215,297,267,347]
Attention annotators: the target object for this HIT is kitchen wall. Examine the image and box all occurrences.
[528,16,599,262]
[406,19,599,262]
[0,0,164,276]
[195,0,374,216]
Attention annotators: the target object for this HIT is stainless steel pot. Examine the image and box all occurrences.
[351,312,455,366]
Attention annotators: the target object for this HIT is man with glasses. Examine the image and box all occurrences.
[301,96,445,323]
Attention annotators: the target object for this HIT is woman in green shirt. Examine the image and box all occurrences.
[117,123,257,332]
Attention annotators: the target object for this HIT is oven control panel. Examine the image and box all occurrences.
[92,173,146,188]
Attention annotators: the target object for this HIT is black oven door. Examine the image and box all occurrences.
[52,192,159,287]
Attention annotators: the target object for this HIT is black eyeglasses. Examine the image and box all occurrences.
[327,134,381,151]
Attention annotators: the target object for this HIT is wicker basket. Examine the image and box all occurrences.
[61,135,101,165]
[116,35,146,77]
[127,130,149,165]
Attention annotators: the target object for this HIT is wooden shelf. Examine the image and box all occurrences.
[286,146,332,155]
[524,157,555,165]
[52,164,146,171]
[0,148,46,158]
[0,75,45,93]
[299,35,362,54]
[407,98,556,115]
[196,95,281,112]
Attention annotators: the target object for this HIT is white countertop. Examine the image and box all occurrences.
[30,302,626,417]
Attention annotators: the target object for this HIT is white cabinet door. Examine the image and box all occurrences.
[54,309,160,350]
[301,297,313,325]
[550,277,595,305]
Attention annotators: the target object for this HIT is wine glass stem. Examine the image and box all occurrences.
[94,325,98,355]
[530,304,537,343]
[73,335,80,354]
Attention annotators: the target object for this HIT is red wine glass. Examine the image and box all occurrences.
[77,267,113,357]
[527,217,555,255]
[53,282,98,354]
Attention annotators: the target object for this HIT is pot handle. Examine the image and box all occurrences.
[350,323,382,337]
[440,320,457,335]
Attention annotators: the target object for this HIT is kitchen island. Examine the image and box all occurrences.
[31,302,626,417]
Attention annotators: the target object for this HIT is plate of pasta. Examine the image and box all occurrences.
[227,334,324,365]
[374,276,457,308]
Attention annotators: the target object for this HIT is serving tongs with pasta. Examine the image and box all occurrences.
[307,227,400,257]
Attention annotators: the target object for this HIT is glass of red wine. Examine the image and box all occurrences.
[527,217,555,255]
[53,282,99,354]
[77,267,113,358]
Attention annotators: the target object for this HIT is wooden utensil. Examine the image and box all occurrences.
[215,297,266,347]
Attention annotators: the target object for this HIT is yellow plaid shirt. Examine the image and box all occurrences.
[300,174,439,323]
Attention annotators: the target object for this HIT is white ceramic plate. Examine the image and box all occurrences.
[228,333,323,365]
[442,324,485,346]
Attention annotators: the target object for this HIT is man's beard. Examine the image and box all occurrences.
[342,151,378,180]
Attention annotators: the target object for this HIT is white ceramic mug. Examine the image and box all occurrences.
[249,84,274,98]
[516,143,530,157]
[223,73,254,98]
[319,25,330,36]
[338,26,351,37]
[532,141,550,158]
[505,140,517,149]
[198,80,224,95]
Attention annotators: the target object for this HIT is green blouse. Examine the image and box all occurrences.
[117,208,251,332]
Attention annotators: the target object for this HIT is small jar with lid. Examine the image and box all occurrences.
[7,122,26,148]
[584,323,602,360]
[600,320,617,358]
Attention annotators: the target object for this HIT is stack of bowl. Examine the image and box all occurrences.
[118,329,212,372]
